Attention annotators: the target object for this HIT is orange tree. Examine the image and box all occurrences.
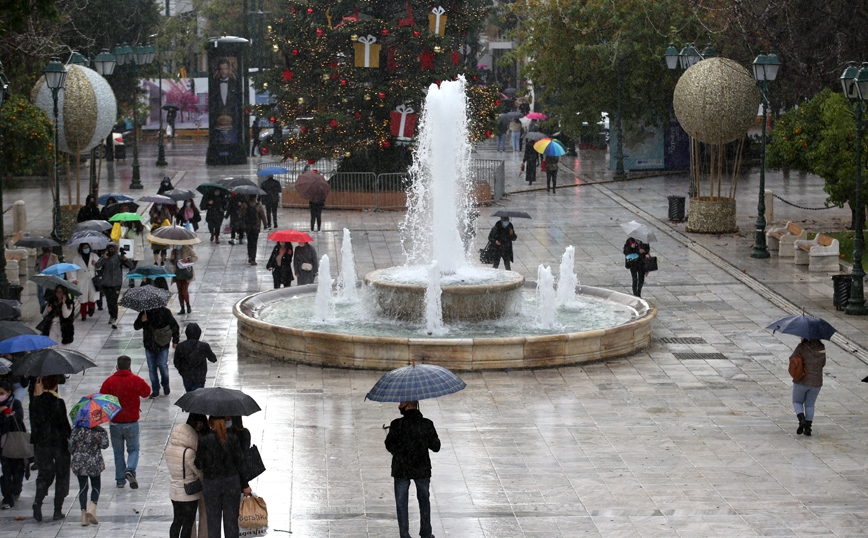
[2,94,54,176]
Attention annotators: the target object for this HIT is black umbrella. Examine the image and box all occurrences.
[232,184,267,196]
[500,111,524,122]
[218,177,257,188]
[196,183,231,197]
[73,220,112,233]
[162,103,180,111]
[118,286,172,312]
[0,299,22,320]
[164,189,197,202]
[174,387,261,416]
[102,201,140,218]
[0,320,38,341]
[138,194,175,205]
[492,210,532,219]
[504,86,518,95]
[29,274,82,296]
[15,236,60,249]
[12,348,96,377]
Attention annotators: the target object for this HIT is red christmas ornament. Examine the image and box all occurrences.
[330,119,338,127]
[378,92,385,99]
[383,141,391,147]
[301,126,307,133]
[485,130,492,138]
[291,7,296,13]
[340,79,347,85]
[418,48,435,70]
[495,99,501,105]
[413,31,420,37]
[331,73,338,79]
[308,159,316,164]
[292,49,299,56]
[281,69,294,82]
[354,112,362,119]
[245,109,250,114]
[316,28,323,37]
[279,17,284,22]
[452,51,460,66]
[307,8,313,14]
[474,76,478,81]
[381,29,389,36]
[270,117,276,123]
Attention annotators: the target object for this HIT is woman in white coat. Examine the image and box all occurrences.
[70,243,99,321]
[166,423,204,538]
[124,221,151,288]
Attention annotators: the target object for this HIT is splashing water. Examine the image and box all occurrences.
[425,262,444,335]
[400,76,474,275]
[313,255,333,321]
[536,265,556,328]
[337,228,358,303]
[556,246,579,307]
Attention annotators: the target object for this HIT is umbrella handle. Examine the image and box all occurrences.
[382,424,390,430]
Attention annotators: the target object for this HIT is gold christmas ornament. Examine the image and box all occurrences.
[345,151,351,157]
[364,93,371,100]
[341,97,348,103]
[298,97,304,104]
[293,156,299,162]
[433,46,441,53]
[673,57,761,145]
[350,34,358,42]
[322,73,330,81]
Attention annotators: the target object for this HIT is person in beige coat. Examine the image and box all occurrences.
[168,245,198,315]
[166,423,204,538]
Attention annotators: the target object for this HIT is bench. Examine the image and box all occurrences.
[766,221,807,257]
[793,233,840,271]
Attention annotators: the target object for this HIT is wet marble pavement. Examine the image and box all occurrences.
[1,139,867,537]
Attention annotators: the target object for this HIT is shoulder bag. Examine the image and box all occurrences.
[1,412,34,459]
[789,354,807,382]
[240,444,266,483]
[643,256,659,272]
[182,448,203,495]
[153,324,174,347]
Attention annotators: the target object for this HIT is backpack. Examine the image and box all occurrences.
[789,353,807,382]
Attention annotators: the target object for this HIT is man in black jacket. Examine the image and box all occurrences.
[260,175,282,229]
[385,401,440,538]
[29,375,71,521]
[133,307,180,398]
[173,323,217,392]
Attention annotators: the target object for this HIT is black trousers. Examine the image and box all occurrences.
[170,499,199,538]
[265,203,278,228]
[0,456,26,506]
[230,228,244,242]
[272,267,293,289]
[203,475,240,538]
[102,285,120,320]
[492,253,511,270]
[76,474,100,509]
[208,221,222,237]
[246,230,260,261]
[546,169,558,190]
[34,445,70,509]
[629,266,645,297]
[309,205,323,231]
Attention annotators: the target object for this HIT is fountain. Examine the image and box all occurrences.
[235,76,656,370]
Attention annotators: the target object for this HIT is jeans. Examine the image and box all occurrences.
[171,499,199,538]
[265,203,278,228]
[76,474,100,509]
[394,477,432,538]
[246,230,260,261]
[495,133,506,151]
[793,383,821,420]
[33,445,70,509]
[629,267,645,297]
[511,131,520,151]
[203,475,240,538]
[110,422,140,484]
[145,346,170,394]
[183,381,205,392]
[103,285,120,320]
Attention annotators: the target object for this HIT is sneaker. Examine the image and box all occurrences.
[125,471,138,490]
[116,482,124,489]
[148,393,159,399]
[1,502,12,510]
[163,386,170,396]
[111,319,118,329]
[229,240,235,245]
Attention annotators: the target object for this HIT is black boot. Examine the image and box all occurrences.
[796,413,806,435]
[803,420,812,436]
[53,503,65,520]
[33,502,42,522]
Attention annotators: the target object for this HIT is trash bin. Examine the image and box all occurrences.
[832,274,852,311]
[668,195,686,222]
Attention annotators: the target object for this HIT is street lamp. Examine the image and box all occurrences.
[78,49,117,196]
[839,61,868,315]
[0,61,11,298]
[44,57,68,261]
[750,52,781,259]
[127,43,154,189]
[155,48,171,167]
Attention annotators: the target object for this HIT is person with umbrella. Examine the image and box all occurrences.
[521,128,540,185]
[175,199,201,231]
[168,242,198,315]
[76,194,101,223]
[260,175,283,230]
[495,114,509,152]
[226,194,246,246]
[487,215,518,270]
[133,301,180,398]
[68,394,112,526]
[40,286,75,346]
[508,116,522,151]
[266,242,293,289]
[99,356,151,489]
[34,247,59,313]
[150,203,173,266]
[123,220,151,287]
[0,379,27,510]
[98,197,117,222]
[242,195,268,265]
[293,240,319,285]
[70,243,98,321]
[29,374,71,521]
[201,190,227,244]
[95,242,133,329]
[623,234,651,298]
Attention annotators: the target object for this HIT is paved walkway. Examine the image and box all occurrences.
[1,138,867,537]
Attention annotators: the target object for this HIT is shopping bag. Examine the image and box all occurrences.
[110,222,123,242]
[1,418,34,459]
[240,444,266,482]
[239,494,268,529]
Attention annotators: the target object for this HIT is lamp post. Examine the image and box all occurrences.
[840,62,868,315]
[750,52,781,259]
[45,57,68,261]
[126,44,155,189]
[0,62,10,298]
[84,49,117,196]
[155,48,169,167]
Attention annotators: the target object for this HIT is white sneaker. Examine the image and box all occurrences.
[110,319,117,329]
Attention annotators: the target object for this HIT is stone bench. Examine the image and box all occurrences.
[5,248,29,277]
[794,233,840,272]
[767,221,807,257]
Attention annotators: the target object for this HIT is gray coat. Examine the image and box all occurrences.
[792,340,826,388]
[293,243,319,285]
[95,242,133,288]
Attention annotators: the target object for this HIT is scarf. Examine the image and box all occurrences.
[184,207,194,221]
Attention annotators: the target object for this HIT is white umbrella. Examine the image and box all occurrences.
[620,221,657,243]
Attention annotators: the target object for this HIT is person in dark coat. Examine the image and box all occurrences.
[133,307,180,398]
[158,176,174,195]
[251,117,262,156]
[487,217,517,270]
[623,237,650,297]
[792,338,826,436]
[292,242,318,285]
[260,176,282,229]
[202,192,227,244]
[226,195,245,245]
[544,154,560,192]
[195,416,251,538]
[266,242,294,289]
[0,380,26,510]
[29,375,71,522]
[522,139,539,184]
[95,241,132,329]
[243,195,267,265]
[173,323,217,392]
[385,401,440,538]
[175,199,202,231]
[76,194,101,223]
[308,200,325,232]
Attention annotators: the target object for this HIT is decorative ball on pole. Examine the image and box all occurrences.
[750,51,781,259]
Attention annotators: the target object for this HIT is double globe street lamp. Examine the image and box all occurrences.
[111,43,155,189]
[750,52,781,259]
[44,57,68,260]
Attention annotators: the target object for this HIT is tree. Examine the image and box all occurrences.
[1,95,54,176]
[258,0,500,172]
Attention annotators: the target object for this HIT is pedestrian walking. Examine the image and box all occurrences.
[186,412,210,538]
[150,204,173,266]
[226,195,245,246]
[522,138,539,185]
[487,216,517,270]
[133,306,180,398]
[99,356,151,489]
[495,117,508,152]
[158,176,175,195]
[30,375,71,522]
[34,247,59,312]
[544,154,559,192]
[293,242,319,285]
[69,420,109,526]
[202,192,227,244]
[308,201,325,233]
[250,117,262,157]
[173,323,217,393]
[124,221,151,287]
[508,118,522,152]
[385,401,441,538]
[76,194,101,223]
[195,416,251,538]
[40,286,75,346]
[623,237,650,297]
[168,244,197,315]
[261,175,282,229]
[99,197,118,221]
[0,380,26,510]
[266,242,294,289]
[70,243,98,320]
[95,242,132,329]
[175,199,201,231]
[166,423,204,538]
[792,338,826,436]
[243,195,267,265]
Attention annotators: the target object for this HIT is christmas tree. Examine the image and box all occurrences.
[257,0,501,172]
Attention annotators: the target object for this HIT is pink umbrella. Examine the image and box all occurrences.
[526,112,547,120]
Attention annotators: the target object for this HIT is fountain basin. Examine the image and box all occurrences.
[234,283,656,370]
[364,267,525,322]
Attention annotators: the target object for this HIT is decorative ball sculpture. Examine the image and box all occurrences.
[31,64,117,155]
[673,57,761,145]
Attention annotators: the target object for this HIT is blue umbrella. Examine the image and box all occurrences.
[97,193,135,205]
[365,364,466,402]
[40,263,82,276]
[0,334,57,354]
[126,272,175,280]
[257,166,289,176]
[767,313,836,340]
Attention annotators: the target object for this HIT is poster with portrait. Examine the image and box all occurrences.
[209,56,242,145]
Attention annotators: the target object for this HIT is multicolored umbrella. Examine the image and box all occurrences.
[533,138,566,157]
[147,225,201,245]
[109,212,143,222]
[0,334,56,354]
[268,229,313,243]
[295,171,330,202]
[365,364,466,402]
[39,263,82,276]
[118,285,172,311]
[69,393,121,428]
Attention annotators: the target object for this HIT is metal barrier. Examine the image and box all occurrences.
[377,173,411,210]
[471,159,505,202]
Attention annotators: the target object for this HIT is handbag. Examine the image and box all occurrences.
[300,263,313,272]
[175,265,194,280]
[239,494,268,529]
[789,354,807,382]
[479,241,496,264]
[643,256,658,272]
[91,273,104,291]
[182,448,203,495]
[240,444,266,483]
[36,316,52,336]
[1,414,34,459]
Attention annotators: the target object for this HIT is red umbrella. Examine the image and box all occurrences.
[268,229,313,243]
[295,171,330,202]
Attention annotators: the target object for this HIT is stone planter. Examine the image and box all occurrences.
[687,197,737,234]
[59,205,83,240]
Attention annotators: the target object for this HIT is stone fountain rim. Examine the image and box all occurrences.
[363,267,526,295]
